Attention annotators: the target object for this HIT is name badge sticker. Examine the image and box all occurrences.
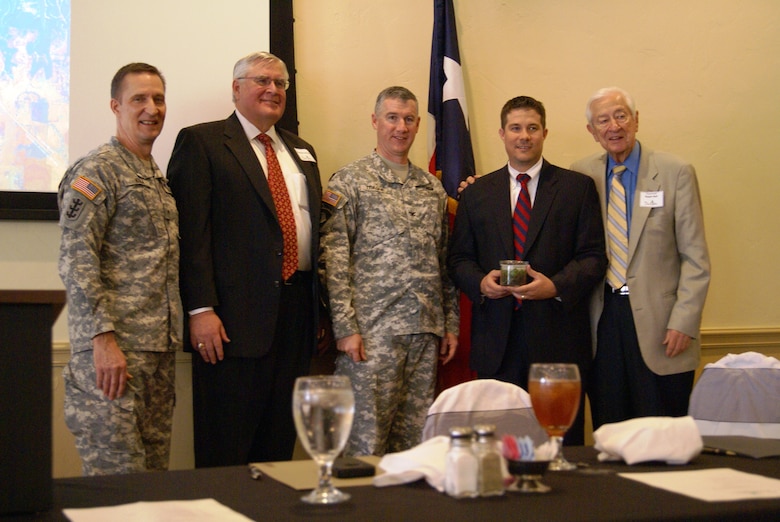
[640,191,663,208]
[295,148,316,162]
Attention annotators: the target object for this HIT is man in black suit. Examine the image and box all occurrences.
[448,96,606,444]
[168,52,322,465]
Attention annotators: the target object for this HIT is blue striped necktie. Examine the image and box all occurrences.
[606,165,628,289]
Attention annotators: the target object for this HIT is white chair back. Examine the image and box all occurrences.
[422,379,548,444]
[689,352,780,438]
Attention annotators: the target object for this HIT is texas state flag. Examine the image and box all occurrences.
[428,0,476,206]
[428,0,476,392]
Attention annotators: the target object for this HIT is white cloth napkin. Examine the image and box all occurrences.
[373,436,449,491]
[593,416,703,465]
[703,351,780,369]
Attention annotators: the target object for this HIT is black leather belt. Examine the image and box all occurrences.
[606,283,629,296]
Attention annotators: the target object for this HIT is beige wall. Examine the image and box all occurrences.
[295,0,780,331]
[3,0,780,477]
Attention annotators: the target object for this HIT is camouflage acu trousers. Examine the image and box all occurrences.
[63,350,175,476]
[336,332,438,456]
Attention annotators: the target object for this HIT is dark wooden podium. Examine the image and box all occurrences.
[0,290,65,515]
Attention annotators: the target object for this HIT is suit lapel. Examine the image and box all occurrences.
[278,129,322,253]
[590,154,609,226]
[629,148,659,261]
[277,129,319,215]
[524,160,558,254]
[223,113,277,217]
[492,162,561,260]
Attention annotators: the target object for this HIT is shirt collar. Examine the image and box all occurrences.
[235,109,281,144]
[507,156,543,182]
[109,136,162,179]
[372,150,429,185]
[608,141,641,176]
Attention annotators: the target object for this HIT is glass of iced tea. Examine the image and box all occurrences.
[528,363,581,471]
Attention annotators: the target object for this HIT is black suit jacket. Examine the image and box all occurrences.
[448,160,607,375]
[168,112,322,358]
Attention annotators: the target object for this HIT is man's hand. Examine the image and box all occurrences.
[457,175,477,195]
[508,266,558,301]
[337,333,366,362]
[92,332,131,400]
[190,310,230,364]
[663,329,692,358]
[480,270,513,299]
[439,332,458,365]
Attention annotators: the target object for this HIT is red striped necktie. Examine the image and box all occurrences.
[512,173,531,308]
[513,173,532,260]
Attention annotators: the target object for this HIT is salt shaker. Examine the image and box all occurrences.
[444,426,478,498]
[473,424,505,497]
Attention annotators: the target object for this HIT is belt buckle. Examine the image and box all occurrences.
[618,285,629,296]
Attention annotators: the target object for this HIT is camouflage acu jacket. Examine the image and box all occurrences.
[320,151,458,339]
[58,137,181,354]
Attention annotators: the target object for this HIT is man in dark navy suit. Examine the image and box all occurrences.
[448,96,606,444]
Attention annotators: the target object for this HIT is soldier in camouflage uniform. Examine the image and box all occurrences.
[58,63,181,476]
[320,86,459,456]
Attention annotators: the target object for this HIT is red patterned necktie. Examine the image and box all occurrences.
[258,133,298,280]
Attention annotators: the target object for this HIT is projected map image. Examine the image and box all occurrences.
[1,0,69,192]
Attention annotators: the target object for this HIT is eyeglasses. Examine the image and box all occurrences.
[593,111,631,129]
[237,76,290,91]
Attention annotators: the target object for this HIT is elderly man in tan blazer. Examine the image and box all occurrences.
[571,87,710,430]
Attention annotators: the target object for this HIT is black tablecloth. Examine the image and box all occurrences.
[7,447,780,521]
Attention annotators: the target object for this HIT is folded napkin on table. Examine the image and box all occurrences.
[373,436,449,491]
[593,416,703,465]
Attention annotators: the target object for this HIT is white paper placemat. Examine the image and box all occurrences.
[619,468,780,502]
[63,498,254,522]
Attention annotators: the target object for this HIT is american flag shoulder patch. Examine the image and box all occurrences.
[71,176,102,200]
[323,189,342,207]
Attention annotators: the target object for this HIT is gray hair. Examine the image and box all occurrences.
[232,52,289,102]
[585,87,636,123]
[374,86,418,115]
